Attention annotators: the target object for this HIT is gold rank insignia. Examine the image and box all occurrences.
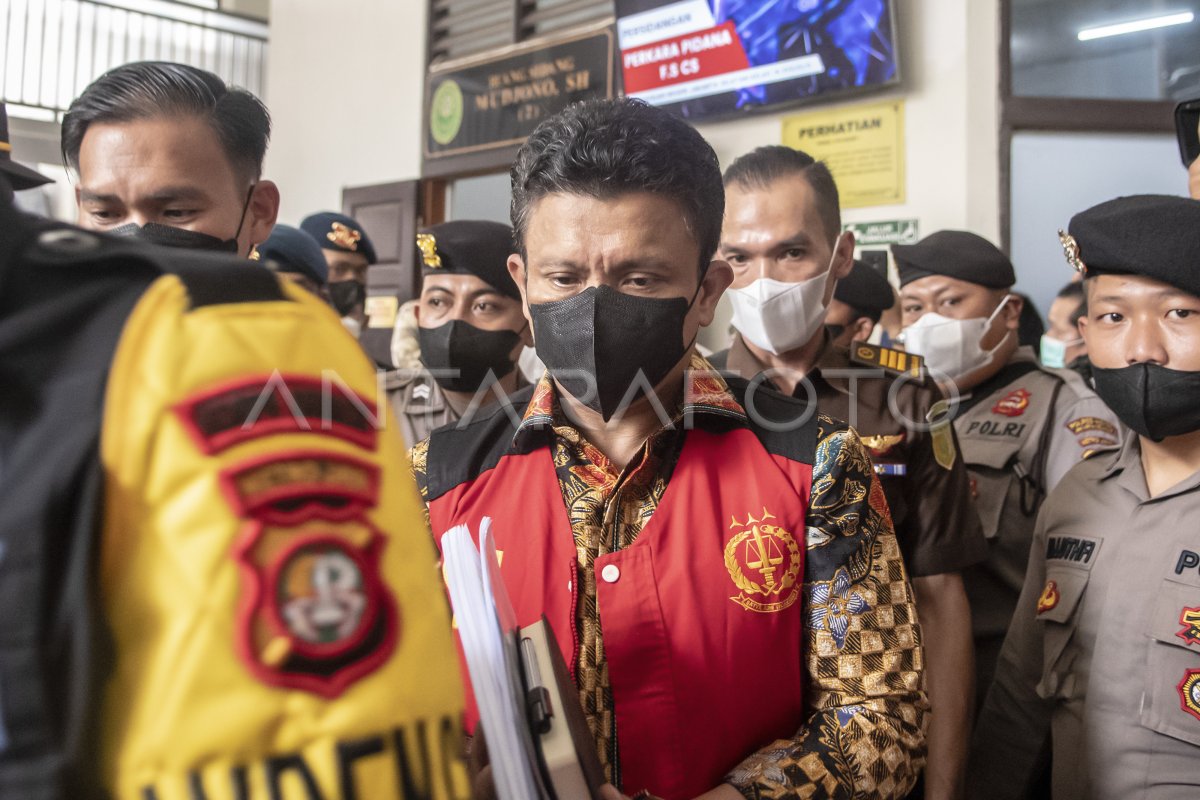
[861,433,905,457]
[724,507,802,614]
[1058,230,1085,275]
[850,341,924,378]
[416,233,443,269]
[327,221,362,251]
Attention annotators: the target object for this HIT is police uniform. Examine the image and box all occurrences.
[388,220,527,448]
[969,196,1200,799]
[893,233,1122,707]
[0,185,467,800]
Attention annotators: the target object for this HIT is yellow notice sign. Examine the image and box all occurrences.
[781,99,905,209]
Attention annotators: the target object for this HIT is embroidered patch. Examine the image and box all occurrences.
[416,233,442,269]
[224,451,398,698]
[809,567,871,649]
[327,221,362,252]
[1066,416,1117,436]
[176,374,379,455]
[861,433,905,458]
[1037,580,1060,615]
[1178,607,1200,647]
[992,388,1031,417]
[724,508,802,613]
[927,399,957,470]
[1178,669,1200,722]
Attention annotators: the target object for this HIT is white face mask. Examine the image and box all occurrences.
[900,295,1011,380]
[728,234,843,355]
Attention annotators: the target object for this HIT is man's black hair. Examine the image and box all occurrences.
[722,145,841,245]
[510,97,723,272]
[62,61,271,182]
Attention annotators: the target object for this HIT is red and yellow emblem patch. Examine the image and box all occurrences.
[993,388,1031,417]
[223,451,399,698]
[1037,580,1060,615]
[1179,669,1200,722]
[1178,607,1200,647]
[724,508,802,613]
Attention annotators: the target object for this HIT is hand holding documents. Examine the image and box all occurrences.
[441,518,605,800]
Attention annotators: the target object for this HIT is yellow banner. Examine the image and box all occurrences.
[781,99,905,209]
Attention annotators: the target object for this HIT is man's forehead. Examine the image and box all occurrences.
[1086,272,1198,302]
[900,275,984,298]
[77,117,240,196]
[422,272,500,296]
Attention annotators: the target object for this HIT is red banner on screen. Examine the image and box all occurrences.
[621,21,750,94]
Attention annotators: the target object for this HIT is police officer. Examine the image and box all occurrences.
[300,211,376,337]
[825,259,897,347]
[0,101,54,193]
[715,145,983,800]
[0,174,468,800]
[388,220,531,448]
[969,195,1200,799]
[257,223,328,297]
[895,230,1122,709]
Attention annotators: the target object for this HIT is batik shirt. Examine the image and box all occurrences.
[412,355,928,797]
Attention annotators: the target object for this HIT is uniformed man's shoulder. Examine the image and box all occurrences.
[1040,445,1121,513]
[384,367,435,397]
[722,373,822,467]
[422,384,534,502]
[846,340,925,379]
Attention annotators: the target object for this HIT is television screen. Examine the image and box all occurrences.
[616,0,900,120]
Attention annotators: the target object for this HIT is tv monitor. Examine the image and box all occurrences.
[616,0,900,120]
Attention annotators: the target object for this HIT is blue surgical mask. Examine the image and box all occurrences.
[1039,333,1082,369]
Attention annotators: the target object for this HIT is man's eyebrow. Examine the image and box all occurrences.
[141,186,209,203]
[78,189,121,204]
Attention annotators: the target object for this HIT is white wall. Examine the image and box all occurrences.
[264,0,428,224]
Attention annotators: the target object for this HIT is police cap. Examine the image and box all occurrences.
[1063,195,1200,299]
[834,259,895,315]
[258,224,328,286]
[299,211,377,264]
[415,220,519,301]
[0,102,53,191]
[893,230,1016,289]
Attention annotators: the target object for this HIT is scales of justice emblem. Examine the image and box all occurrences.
[723,507,802,613]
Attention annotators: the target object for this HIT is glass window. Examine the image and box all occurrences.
[1011,0,1200,101]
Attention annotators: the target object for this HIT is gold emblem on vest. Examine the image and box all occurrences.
[724,507,802,613]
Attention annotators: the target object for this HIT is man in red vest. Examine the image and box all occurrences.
[411,98,927,800]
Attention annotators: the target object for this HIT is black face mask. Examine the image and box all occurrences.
[328,280,366,317]
[417,320,522,393]
[529,285,694,422]
[109,222,240,253]
[1091,363,1200,442]
[109,185,254,254]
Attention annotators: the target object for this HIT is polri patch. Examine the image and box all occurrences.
[1178,607,1200,647]
[1178,669,1200,722]
[992,388,1030,417]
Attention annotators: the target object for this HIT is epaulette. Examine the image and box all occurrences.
[849,341,924,378]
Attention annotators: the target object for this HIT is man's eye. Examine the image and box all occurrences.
[723,254,747,265]
[902,304,921,314]
[625,276,653,289]
[783,248,805,259]
[475,301,496,313]
[427,297,445,307]
[1099,312,1124,323]
[163,209,195,219]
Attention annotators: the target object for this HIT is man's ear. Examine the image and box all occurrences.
[507,253,532,328]
[246,180,280,246]
[1002,292,1024,330]
[694,259,734,327]
[851,316,875,343]
[832,230,856,280]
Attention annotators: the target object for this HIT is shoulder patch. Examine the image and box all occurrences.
[1067,416,1118,436]
[423,385,533,501]
[849,342,924,378]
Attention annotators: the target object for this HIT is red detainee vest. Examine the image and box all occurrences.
[428,421,814,800]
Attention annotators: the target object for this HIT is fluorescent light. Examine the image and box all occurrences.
[1078,11,1194,41]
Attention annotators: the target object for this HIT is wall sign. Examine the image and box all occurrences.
[781,99,906,209]
[423,27,615,175]
[842,219,918,245]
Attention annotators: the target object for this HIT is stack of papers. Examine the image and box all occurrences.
[440,518,547,800]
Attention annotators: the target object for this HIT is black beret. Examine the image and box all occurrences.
[299,211,377,264]
[1063,195,1200,299]
[893,230,1015,289]
[0,102,53,190]
[416,220,519,301]
[834,259,895,314]
[258,224,328,285]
